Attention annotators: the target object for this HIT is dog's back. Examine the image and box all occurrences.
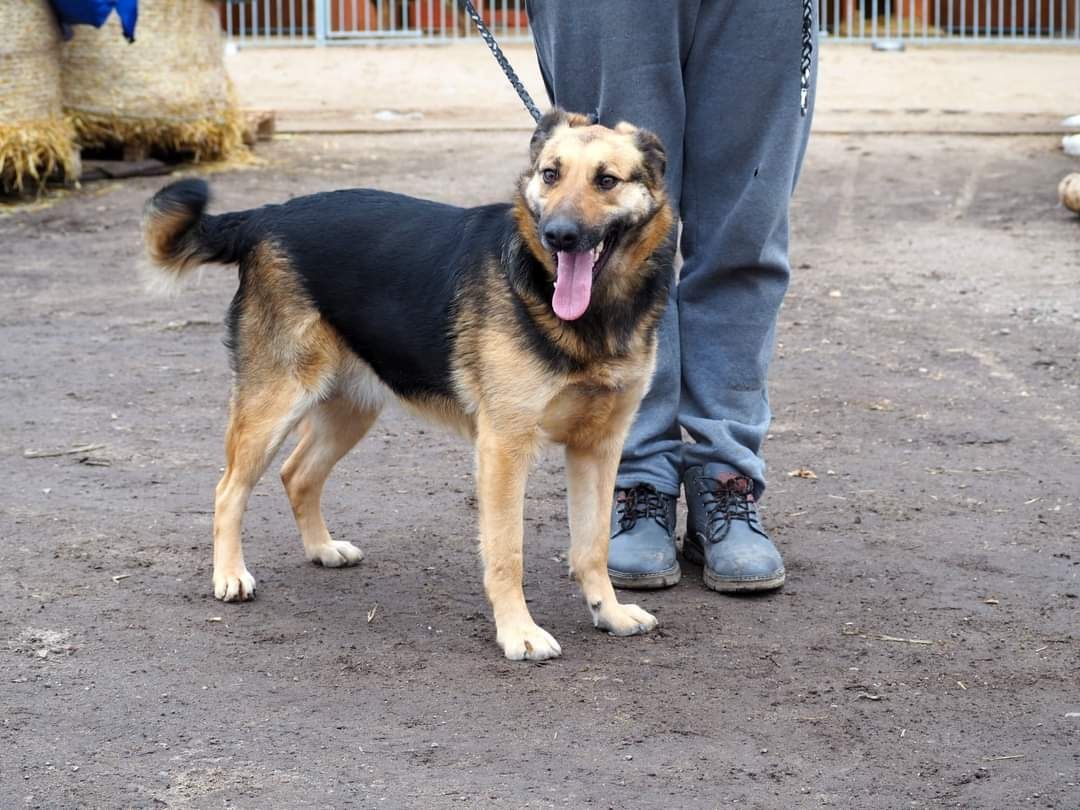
[144,179,516,398]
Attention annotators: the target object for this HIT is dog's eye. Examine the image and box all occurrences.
[597,174,619,191]
[541,168,558,185]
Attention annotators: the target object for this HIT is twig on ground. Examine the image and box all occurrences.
[23,443,105,459]
[161,319,217,331]
[842,629,935,645]
[926,466,1015,476]
[876,634,934,644]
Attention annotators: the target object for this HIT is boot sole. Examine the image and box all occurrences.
[608,563,682,590]
[682,538,786,593]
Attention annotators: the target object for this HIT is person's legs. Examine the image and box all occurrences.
[677,0,817,591]
[677,0,816,492]
[527,0,698,497]
[527,0,817,591]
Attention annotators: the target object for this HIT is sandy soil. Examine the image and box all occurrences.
[226,43,1080,133]
[1,130,1078,808]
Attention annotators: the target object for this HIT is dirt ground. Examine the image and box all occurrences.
[2,128,1079,809]
[228,43,1080,134]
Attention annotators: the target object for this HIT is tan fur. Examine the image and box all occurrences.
[399,395,476,441]
[514,117,675,359]
[177,118,672,660]
[528,121,660,226]
[280,398,377,567]
[142,197,206,290]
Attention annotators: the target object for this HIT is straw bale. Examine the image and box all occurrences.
[62,0,244,161]
[0,2,78,191]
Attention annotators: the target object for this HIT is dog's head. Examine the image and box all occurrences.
[515,109,673,322]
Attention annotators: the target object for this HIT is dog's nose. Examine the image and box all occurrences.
[542,218,582,252]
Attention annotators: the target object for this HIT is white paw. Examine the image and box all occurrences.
[591,601,658,637]
[213,567,256,602]
[497,622,563,661]
[306,540,364,568]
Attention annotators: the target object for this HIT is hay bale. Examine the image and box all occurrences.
[61,0,244,161]
[1059,173,1080,215]
[0,2,79,192]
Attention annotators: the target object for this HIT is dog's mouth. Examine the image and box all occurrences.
[551,225,623,322]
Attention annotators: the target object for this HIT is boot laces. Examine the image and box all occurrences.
[614,484,670,534]
[696,476,769,542]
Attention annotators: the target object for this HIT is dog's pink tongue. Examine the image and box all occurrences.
[552,251,593,321]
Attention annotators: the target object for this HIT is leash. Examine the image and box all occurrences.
[461,0,543,123]
[800,0,814,116]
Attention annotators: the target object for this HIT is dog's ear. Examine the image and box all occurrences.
[530,108,594,163]
[530,108,568,164]
[634,127,667,185]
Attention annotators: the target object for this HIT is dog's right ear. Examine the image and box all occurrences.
[530,108,568,164]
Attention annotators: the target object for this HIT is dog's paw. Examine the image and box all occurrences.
[306,540,364,568]
[213,567,256,602]
[591,600,657,637]
[497,622,563,661]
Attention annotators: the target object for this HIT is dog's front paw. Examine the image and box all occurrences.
[306,540,364,568]
[591,600,657,637]
[497,622,563,661]
[213,566,256,602]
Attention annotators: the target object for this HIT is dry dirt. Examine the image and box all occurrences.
[2,131,1079,809]
[226,43,1080,134]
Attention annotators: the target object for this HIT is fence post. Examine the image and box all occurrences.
[315,0,328,45]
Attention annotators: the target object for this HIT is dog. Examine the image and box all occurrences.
[143,109,675,660]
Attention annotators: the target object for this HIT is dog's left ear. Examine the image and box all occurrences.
[615,122,667,185]
[635,128,668,185]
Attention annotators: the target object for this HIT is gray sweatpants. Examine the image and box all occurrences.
[528,0,817,498]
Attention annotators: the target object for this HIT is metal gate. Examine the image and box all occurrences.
[818,0,1080,43]
[221,0,532,46]
[221,0,1080,46]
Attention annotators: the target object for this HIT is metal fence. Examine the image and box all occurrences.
[221,0,532,45]
[818,0,1079,43]
[221,0,1080,46]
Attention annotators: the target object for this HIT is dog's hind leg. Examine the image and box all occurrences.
[280,396,379,567]
[565,399,658,638]
[213,380,316,602]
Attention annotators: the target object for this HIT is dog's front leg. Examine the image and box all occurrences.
[566,434,658,638]
[476,412,561,661]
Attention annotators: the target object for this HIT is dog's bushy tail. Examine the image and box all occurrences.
[143,178,252,293]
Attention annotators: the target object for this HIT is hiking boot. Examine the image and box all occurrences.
[682,464,785,592]
[607,484,681,590]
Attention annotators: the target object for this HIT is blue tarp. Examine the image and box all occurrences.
[50,0,139,42]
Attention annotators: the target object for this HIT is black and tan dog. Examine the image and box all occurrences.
[143,109,675,660]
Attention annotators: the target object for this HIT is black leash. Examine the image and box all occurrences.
[461,0,543,123]
[800,0,814,116]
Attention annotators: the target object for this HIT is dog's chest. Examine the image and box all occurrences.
[537,360,644,444]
